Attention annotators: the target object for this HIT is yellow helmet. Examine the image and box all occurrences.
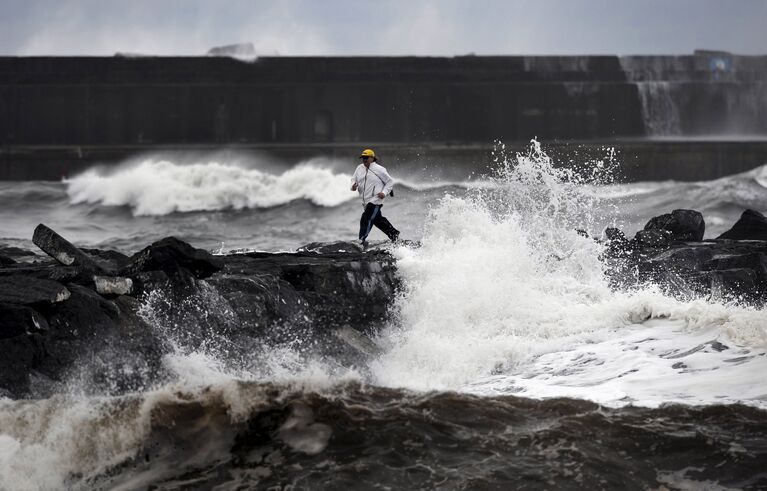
[359,148,376,159]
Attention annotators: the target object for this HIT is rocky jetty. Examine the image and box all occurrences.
[605,209,767,303]
[1,210,765,399]
[0,226,398,398]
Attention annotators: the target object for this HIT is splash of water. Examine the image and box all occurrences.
[369,140,618,388]
[369,140,766,393]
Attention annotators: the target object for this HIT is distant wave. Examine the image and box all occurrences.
[65,159,358,216]
[754,162,767,188]
[589,163,767,213]
[63,158,491,216]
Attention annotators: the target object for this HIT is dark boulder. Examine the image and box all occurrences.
[611,229,767,305]
[81,248,130,271]
[705,253,767,283]
[0,264,91,285]
[0,303,48,339]
[120,237,222,279]
[603,227,632,254]
[46,284,120,336]
[0,275,70,305]
[634,229,674,248]
[642,209,705,242]
[34,284,122,381]
[717,209,767,241]
[646,246,714,272]
[130,270,172,297]
[710,269,761,303]
[0,334,46,396]
[0,255,16,266]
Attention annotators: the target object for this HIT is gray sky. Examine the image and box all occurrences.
[1,0,765,57]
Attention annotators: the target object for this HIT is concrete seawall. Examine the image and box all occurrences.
[1,53,765,180]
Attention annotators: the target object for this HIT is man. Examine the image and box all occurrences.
[351,148,400,245]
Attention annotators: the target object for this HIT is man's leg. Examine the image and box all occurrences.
[373,209,400,241]
[359,203,381,242]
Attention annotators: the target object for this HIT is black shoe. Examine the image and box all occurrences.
[390,231,400,242]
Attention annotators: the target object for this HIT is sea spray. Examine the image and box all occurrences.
[370,140,622,390]
[136,281,361,389]
[369,140,767,401]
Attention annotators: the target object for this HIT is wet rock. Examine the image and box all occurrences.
[717,209,767,241]
[708,340,729,352]
[604,227,631,253]
[0,334,45,396]
[81,248,130,271]
[206,273,306,338]
[32,224,104,272]
[646,247,714,272]
[94,276,134,296]
[642,209,705,242]
[34,284,123,382]
[298,241,364,254]
[634,229,674,248]
[0,245,40,264]
[705,253,767,283]
[211,249,398,337]
[0,275,70,305]
[0,303,48,338]
[0,234,405,397]
[130,270,172,297]
[710,269,761,302]
[607,209,767,304]
[121,237,222,279]
[0,264,90,285]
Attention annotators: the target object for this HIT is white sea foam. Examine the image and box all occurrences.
[65,158,356,215]
[751,162,767,188]
[370,141,767,407]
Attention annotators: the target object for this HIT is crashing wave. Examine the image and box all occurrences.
[65,159,356,215]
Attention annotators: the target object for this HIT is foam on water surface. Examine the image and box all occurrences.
[369,141,767,407]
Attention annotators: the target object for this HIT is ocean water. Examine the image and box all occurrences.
[1,142,766,489]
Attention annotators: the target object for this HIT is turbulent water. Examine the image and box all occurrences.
[1,143,767,489]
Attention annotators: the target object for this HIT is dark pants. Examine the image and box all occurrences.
[359,203,399,242]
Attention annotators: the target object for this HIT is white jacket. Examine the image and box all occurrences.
[351,162,395,206]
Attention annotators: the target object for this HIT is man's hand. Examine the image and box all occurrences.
[377,192,386,199]
[351,183,358,191]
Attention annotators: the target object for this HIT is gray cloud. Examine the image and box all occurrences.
[1,0,765,56]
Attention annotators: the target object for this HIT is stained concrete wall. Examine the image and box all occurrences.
[1,54,765,181]
[4,54,765,145]
[0,56,645,145]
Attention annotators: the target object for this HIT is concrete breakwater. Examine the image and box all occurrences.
[1,52,765,180]
[1,209,767,399]
[2,52,766,145]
